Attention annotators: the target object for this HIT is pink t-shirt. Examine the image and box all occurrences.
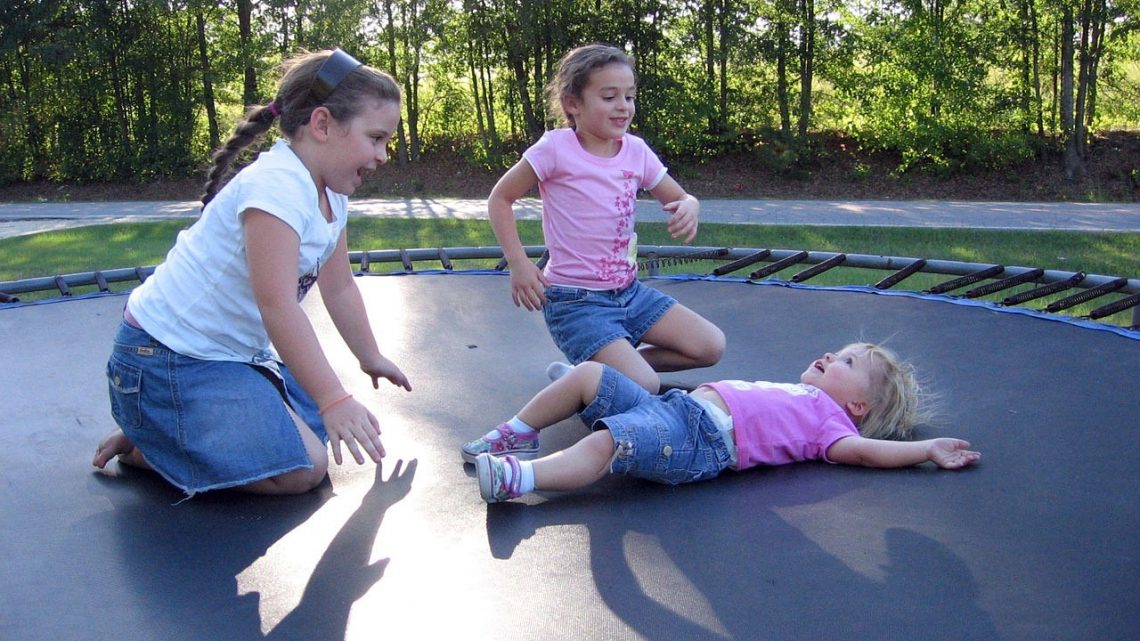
[702,381,859,469]
[523,128,668,289]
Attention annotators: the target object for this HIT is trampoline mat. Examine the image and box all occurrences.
[1,272,1136,641]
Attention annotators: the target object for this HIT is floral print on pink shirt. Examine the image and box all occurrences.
[595,170,638,285]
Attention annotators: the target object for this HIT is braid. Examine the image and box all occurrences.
[201,105,276,206]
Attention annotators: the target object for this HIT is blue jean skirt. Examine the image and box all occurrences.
[578,365,733,485]
[106,321,328,495]
[543,279,676,364]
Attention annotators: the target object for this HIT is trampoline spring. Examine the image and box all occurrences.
[966,268,1044,299]
[637,247,730,273]
[494,256,509,271]
[93,271,111,293]
[750,251,809,280]
[399,249,413,272]
[134,267,151,284]
[874,259,927,290]
[537,249,551,270]
[1002,272,1086,306]
[359,251,371,273]
[1087,292,1140,320]
[1044,277,1128,313]
[54,275,73,297]
[437,248,453,271]
[927,265,1005,295]
[713,249,771,276]
[792,254,846,283]
[0,291,19,303]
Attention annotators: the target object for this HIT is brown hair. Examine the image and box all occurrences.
[545,44,634,129]
[201,49,401,205]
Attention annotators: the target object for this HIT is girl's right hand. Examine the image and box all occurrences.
[509,259,549,311]
[321,397,385,465]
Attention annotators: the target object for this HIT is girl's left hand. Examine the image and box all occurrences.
[361,355,413,392]
[663,196,700,243]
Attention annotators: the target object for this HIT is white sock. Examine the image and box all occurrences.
[517,459,536,494]
[482,415,537,440]
[546,361,573,381]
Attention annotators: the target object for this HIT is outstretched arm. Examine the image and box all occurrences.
[826,436,981,470]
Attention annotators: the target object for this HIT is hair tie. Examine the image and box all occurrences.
[266,101,281,117]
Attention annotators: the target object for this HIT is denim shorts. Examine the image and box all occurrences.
[543,279,676,364]
[578,365,733,485]
[106,321,327,495]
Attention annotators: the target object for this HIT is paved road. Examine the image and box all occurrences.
[2,197,1139,239]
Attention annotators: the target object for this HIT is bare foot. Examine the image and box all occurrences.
[93,429,136,468]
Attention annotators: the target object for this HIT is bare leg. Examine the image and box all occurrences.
[637,303,725,372]
[592,339,661,393]
[516,361,606,429]
[531,429,616,491]
[93,429,152,470]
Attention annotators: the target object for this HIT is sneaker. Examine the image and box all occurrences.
[476,453,523,503]
[546,361,573,382]
[460,423,540,464]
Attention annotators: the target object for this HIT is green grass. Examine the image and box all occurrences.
[2,219,1138,327]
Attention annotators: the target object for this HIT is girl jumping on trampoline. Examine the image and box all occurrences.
[463,343,980,503]
[485,43,725,398]
[93,48,411,495]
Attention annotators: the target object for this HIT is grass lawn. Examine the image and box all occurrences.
[1,218,1137,327]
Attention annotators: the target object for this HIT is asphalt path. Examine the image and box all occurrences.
[2,197,1139,239]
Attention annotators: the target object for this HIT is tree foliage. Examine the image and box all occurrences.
[0,0,1136,185]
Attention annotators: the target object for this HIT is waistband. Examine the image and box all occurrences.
[689,394,738,469]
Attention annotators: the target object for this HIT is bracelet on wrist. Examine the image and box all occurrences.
[318,393,353,416]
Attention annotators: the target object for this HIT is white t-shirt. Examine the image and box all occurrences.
[128,139,347,364]
[523,128,667,289]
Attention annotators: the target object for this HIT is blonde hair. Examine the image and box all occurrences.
[201,49,401,205]
[846,342,932,441]
[545,44,634,129]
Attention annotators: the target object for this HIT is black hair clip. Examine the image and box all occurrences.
[310,48,363,103]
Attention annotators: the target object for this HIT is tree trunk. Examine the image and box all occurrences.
[797,0,815,138]
[1030,0,1045,137]
[1060,3,1084,179]
[237,0,257,106]
[776,20,791,136]
[195,11,219,151]
[383,0,409,165]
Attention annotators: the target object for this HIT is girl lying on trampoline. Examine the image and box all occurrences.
[461,342,980,503]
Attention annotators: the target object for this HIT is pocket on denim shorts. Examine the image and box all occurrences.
[106,355,143,430]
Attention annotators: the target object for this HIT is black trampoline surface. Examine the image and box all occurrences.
[2,272,1137,641]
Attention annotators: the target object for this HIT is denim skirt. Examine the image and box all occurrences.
[106,321,327,495]
[543,279,676,364]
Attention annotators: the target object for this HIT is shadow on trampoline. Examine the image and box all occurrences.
[2,271,1136,641]
[78,459,414,640]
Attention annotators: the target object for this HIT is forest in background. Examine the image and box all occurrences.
[1,0,1138,190]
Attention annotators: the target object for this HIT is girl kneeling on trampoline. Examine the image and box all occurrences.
[464,343,980,503]
[93,49,411,496]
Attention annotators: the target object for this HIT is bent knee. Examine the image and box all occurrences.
[692,328,726,367]
[265,465,326,495]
